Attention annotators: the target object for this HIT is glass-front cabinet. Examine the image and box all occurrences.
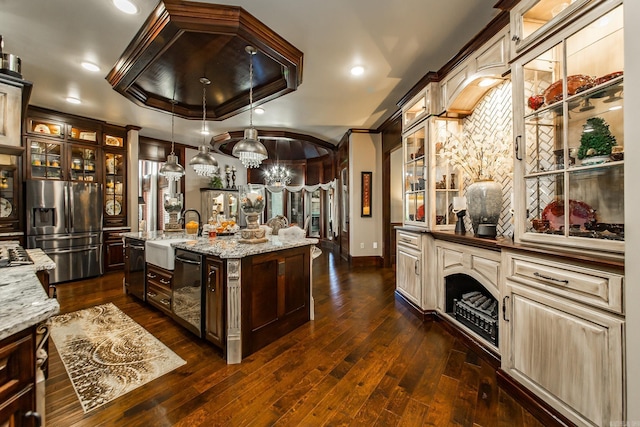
[515,2,624,252]
[70,145,98,182]
[403,124,427,226]
[104,150,126,225]
[510,0,598,57]
[27,138,63,180]
[431,117,461,229]
[0,153,20,233]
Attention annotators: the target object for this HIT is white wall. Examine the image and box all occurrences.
[349,131,382,257]
[624,1,639,422]
[390,147,404,223]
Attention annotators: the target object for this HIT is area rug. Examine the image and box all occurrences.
[49,302,186,413]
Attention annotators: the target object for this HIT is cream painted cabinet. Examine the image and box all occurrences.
[396,230,423,306]
[501,250,624,427]
[509,0,598,59]
[438,26,510,115]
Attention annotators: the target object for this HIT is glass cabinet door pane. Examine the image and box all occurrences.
[567,166,623,240]
[405,128,425,162]
[525,173,563,234]
[31,142,62,180]
[70,146,97,182]
[519,0,590,45]
[525,110,563,173]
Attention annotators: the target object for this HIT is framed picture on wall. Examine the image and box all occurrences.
[361,171,372,217]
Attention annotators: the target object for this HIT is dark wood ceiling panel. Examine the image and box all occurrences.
[212,130,334,161]
[106,0,303,121]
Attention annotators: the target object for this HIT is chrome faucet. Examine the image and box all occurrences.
[181,209,202,236]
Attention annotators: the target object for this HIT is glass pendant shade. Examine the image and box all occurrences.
[232,45,268,168]
[233,128,268,169]
[159,154,186,181]
[189,145,219,177]
[159,99,185,181]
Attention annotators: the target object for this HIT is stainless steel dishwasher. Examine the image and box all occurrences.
[172,248,204,337]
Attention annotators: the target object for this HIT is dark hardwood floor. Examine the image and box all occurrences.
[45,248,543,426]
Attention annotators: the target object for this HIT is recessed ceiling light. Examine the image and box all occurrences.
[254,107,265,115]
[81,62,100,72]
[478,78,499,87]
[350,65,365,76]
[113,0,139,14]
[66,97,81,104]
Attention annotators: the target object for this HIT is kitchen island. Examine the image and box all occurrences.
[0,245,58,425]
[122,231,318,364]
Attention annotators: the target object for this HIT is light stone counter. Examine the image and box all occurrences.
[0,248,59,341]
[122,231,318,259]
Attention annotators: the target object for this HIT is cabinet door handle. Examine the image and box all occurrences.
[533,272,569,284]
[414,259,420,275]
[511,34,520,43]
[159,278,171,285]
[502,296,510,322]
[208,268,216,292]
[25,411,42,427]
[514,135,522,161]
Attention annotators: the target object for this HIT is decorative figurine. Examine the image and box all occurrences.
[225,165,231,189]
[452,196,467,235]
[231,166,237,189]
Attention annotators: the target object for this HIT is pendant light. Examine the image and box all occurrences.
[158,99,185,181]
[232,45,268,168]
[189,77,219,177]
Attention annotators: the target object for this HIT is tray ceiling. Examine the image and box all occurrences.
[106,0,304,121]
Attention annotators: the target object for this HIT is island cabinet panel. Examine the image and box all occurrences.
[205,257,225,350]
[240,246,310,357]
[0,327,37,427]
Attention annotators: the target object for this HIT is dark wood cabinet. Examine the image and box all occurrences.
[205,257,225,349]
[25,106,129,230]
[104,230,126,272]
[145,264,173,315]
[240,246,310,357]
[0,327,38,427]
[0,147,22,235]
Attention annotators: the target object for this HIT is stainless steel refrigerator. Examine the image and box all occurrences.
[26,180,103,284]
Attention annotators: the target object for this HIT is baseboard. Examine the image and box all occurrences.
[351,256,383,267]
[394,291,436,322]
[496,369,577,427]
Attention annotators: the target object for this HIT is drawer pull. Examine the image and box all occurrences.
[533,272,569,284]
[147,273,157,279]
[401,238,412,244]
[502,296,510,322]
[159,278,170,285]
[160,298,171,307]
[146,291,157,298]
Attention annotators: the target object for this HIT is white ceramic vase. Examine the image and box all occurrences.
[466,179,502,237]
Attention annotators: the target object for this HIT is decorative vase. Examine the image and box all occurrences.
[466,179,502,238]
[238,184,268,243]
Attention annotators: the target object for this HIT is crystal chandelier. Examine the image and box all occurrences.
[189,77,219,177]
[264,164,291,187]
[232,46,268,168]
[158,99,185,182]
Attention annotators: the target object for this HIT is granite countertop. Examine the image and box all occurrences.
[122,231,318,259]
[0,247,59,341]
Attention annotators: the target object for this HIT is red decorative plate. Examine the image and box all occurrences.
[595,71,623,85]
[542,75,595,105]
[541,199,596,231]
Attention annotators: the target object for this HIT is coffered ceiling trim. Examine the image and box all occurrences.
[106,0,304,121]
